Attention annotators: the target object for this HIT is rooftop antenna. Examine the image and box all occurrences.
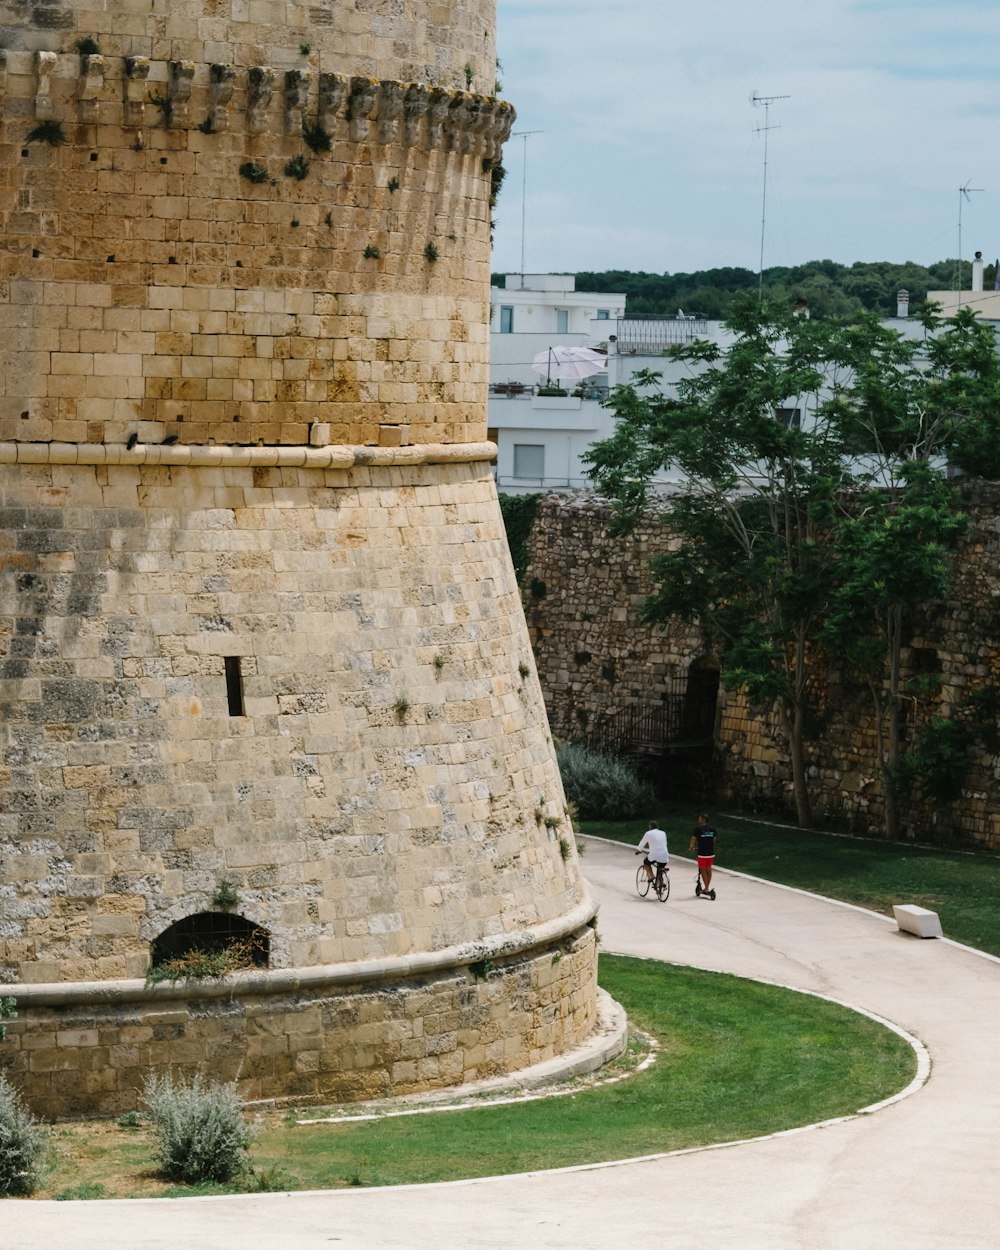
[956,180,984,307]
[512,130,543,275]
[751,91,790,298]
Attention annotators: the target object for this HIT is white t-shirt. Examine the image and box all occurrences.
[638,826,669,863]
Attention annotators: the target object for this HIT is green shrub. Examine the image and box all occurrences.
[556,744,654,821]
[0,1073,45,1196]
[143,1073,254,1183]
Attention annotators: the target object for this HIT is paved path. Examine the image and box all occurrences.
[8,836,1000,1249]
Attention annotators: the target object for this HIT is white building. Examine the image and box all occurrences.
[488,267,1000,496]
[488,273,730,494]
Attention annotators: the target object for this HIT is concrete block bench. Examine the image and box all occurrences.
[893,904,943,939]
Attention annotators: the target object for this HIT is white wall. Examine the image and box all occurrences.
[489,274,624,387]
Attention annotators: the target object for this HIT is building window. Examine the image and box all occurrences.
[225,656,245,716]
[596,309,610,320]
[555,309,569,333]
[513,444,545,480]
[775,407,801,428]
[499,305,514,333]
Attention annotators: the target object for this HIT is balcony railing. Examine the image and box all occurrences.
[489,382,608,400]
[613,315,708,355]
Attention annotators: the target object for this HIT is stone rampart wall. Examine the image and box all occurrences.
[519,495,704,743]
[519,491,1000,848]
[1,925,598,1119]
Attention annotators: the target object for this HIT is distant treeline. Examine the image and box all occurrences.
[492,259,1000,320]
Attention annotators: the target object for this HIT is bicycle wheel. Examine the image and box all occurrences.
[656,872,670,902]
[636,865,651,897]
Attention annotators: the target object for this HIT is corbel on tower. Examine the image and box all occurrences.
[318,72,348,131]
[425,86,450,148]
[284,68,311,135]
[442,93,467,151]
[376,80,404,144]
[78,53,105,124]
[247,66,274,134]
[168,60,195,127]
[208,64,235,131]
[347,76,379,141]
[402,82,429,147]
[483,98,515,163]
[34,50,56,119]
[461,95,488,155]
[124,56,150,128]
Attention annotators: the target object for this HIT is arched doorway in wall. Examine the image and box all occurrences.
[150,913,270,979]
[682,656,720,741]
[662,656,720,801]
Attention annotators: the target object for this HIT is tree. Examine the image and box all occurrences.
[817,306,1000,835]
[586,296,856,826]
[585,296,992,834]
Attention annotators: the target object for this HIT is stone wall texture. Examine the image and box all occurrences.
[519,491,1000,850]
[519,494,705,743]
[0,0,509,450]
[0,1,599,1118]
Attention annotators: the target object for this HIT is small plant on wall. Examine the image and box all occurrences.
[239,161,268,183]
[363,244,381,259]
[212,880,240,910]
[302,117,331,153]
[424,241,439,263]
[284,154,310,180]
[25,119,67,146]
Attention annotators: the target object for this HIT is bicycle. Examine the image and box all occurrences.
[635,860,670,902]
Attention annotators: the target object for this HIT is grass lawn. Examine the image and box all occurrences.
[583,810,1000,957]
[32,955,914,1198]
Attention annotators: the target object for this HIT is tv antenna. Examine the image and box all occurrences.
[512,130,543,275]
[956,180,984,306]
[751,91,790,297]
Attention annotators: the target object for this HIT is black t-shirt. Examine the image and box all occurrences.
[693,825,716,857]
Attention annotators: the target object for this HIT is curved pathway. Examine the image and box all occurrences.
[8,836,1000,1249]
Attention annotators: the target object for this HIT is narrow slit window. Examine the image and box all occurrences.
[225,655,245,716]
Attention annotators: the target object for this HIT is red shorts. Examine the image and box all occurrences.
[697,855,714,870]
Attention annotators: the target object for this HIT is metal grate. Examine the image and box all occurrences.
[151,912,269,968]
[613,315,708,355]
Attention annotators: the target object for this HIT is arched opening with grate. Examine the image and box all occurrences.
[150,912,270,979]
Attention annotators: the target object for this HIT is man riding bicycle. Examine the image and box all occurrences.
[635,820,669,891]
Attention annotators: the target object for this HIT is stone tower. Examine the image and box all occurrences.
[0,2,598,1117]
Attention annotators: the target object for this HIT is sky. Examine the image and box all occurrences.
[492,0,1000,278]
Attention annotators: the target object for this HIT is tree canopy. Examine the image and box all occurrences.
[584,296,1000,832]
[492,258,984,320]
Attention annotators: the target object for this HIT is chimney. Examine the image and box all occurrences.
[896,289,910,318]
[972,251,984,292]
